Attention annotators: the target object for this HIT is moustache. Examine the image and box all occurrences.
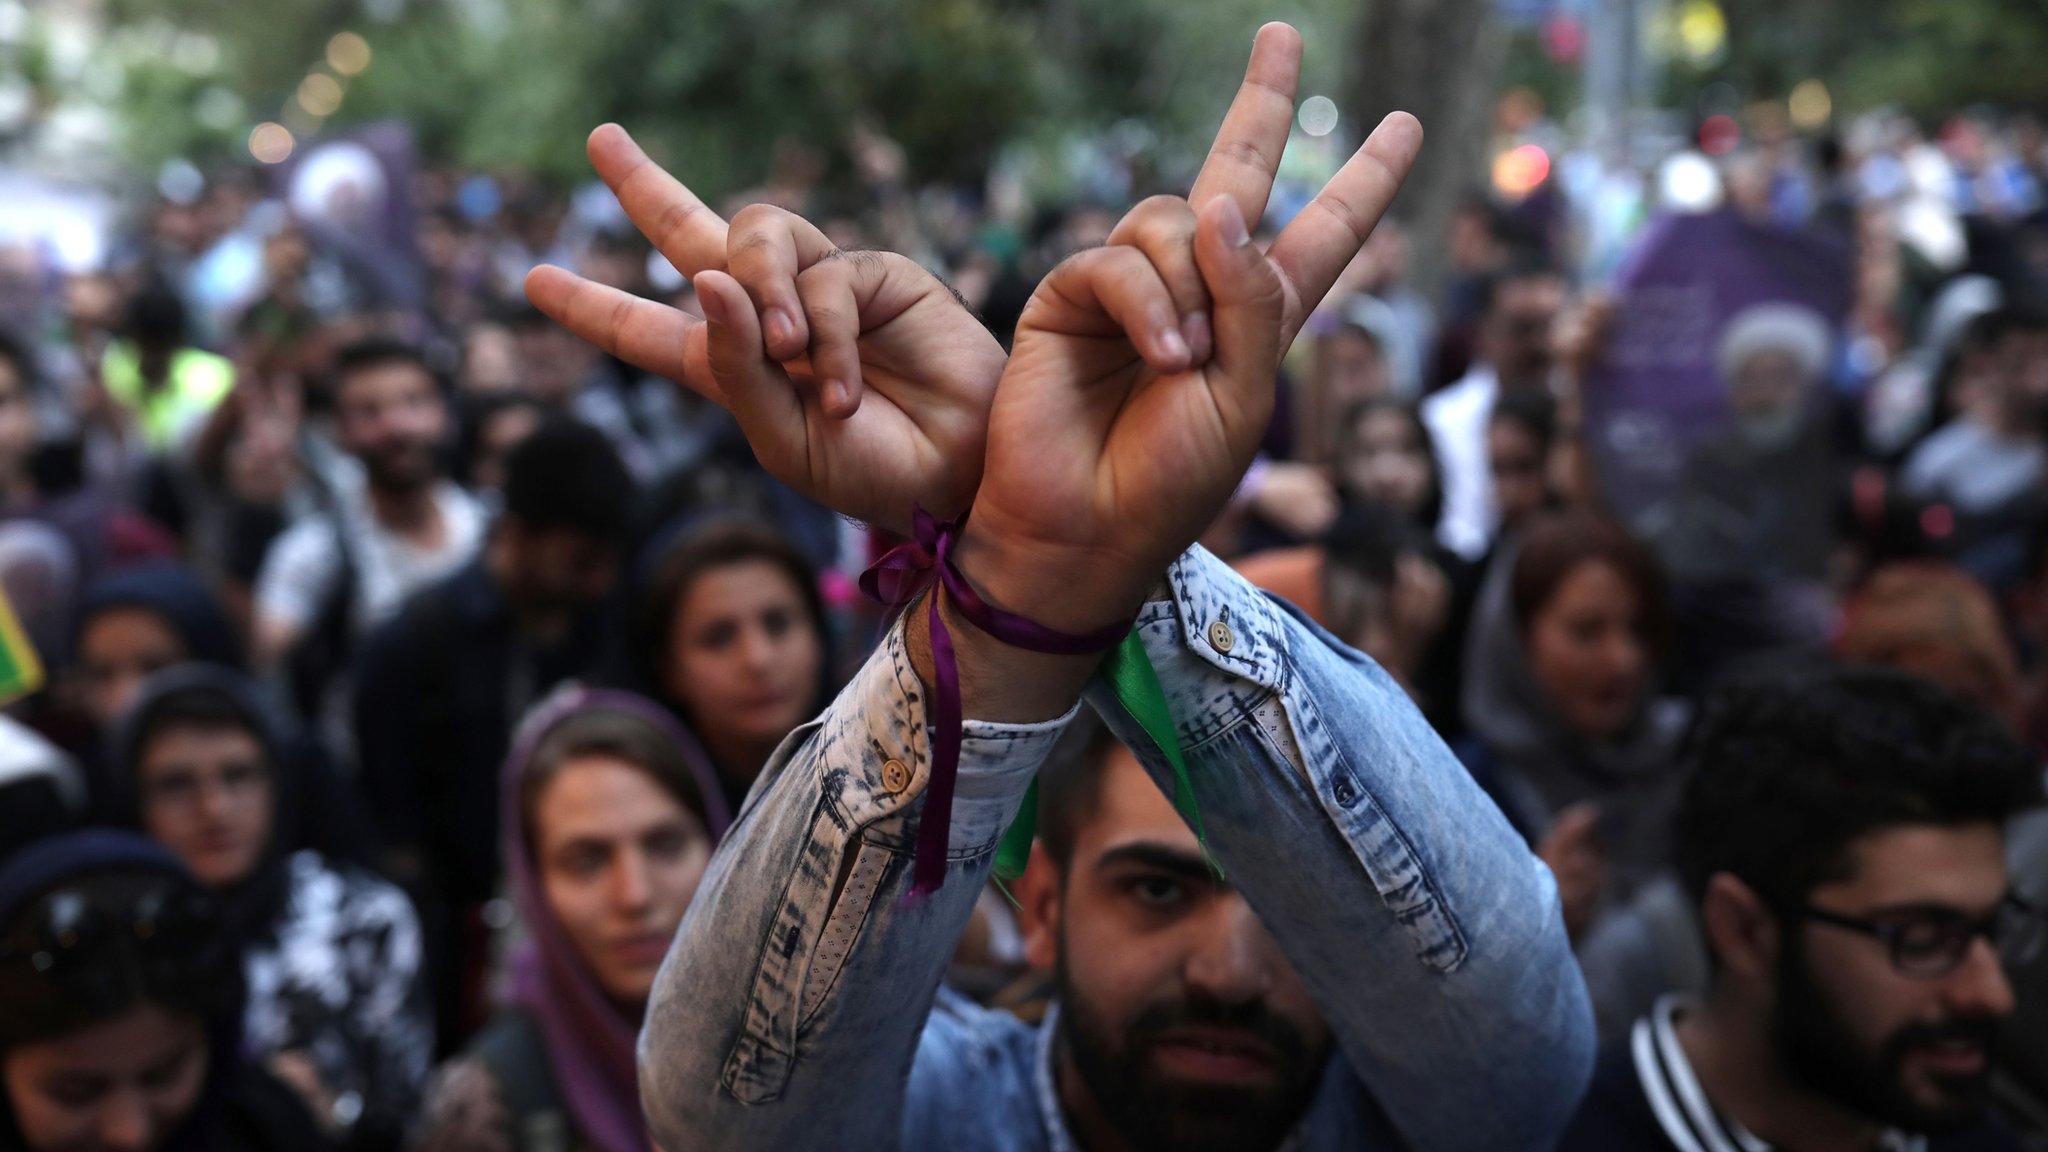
[1888,1017,1999,1063]
[1127,996,1312,1068]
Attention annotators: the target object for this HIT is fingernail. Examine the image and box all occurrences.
[823,379,851,414]
[1217,200,1250,248]
[1182,313,1212,362]
[1158,327,1190,365]
[766,308,795,348]
[699,287,729,327]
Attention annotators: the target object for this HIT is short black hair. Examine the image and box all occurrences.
[501,417,635,542]
[0,329,37,396]
[331,336,439,399]
[1036,713,1122,867]
[127,682,265,774]
[122,280,188,348]
[1676,665,2041,918]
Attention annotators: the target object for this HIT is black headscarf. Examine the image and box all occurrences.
[0,830,329,1152]
[103,668,303,949]
[72,563,243,671]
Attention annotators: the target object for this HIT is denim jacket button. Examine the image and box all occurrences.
[1332,777,1358,808]
[1207,619,1236,654]
[882,759,911,794]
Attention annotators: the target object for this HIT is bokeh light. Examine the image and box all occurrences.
[1492,144,1551,198]
[326,31,372,76]
[1789,80,1832,129]
[297,72,344,118]
[1297,95,1338,138]
[249,121,295,164]
[1699,113,1740,155]
[1677,0,1727,65]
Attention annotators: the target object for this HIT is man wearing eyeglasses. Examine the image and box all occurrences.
[1559,665,2045,1152]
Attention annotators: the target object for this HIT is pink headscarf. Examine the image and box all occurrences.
[499,686,732,1152]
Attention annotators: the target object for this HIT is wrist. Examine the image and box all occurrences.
[950,519,1157,638]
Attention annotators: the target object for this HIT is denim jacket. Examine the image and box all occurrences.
[640,545,1596,1152]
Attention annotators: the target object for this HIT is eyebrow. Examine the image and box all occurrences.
[1854,898,2008,920]
[1092,843,1219,885]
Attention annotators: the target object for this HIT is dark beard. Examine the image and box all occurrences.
[1054,953,1325,1152]
[1774,933,1998,1133]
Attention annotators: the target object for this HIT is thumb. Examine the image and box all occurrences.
[1193,195,1286,417]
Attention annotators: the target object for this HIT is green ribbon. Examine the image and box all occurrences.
[992,629,1213,891]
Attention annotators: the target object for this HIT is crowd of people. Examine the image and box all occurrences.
[3,22,2048,1152]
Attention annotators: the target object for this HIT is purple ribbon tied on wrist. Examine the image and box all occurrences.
[860,507,1129,900]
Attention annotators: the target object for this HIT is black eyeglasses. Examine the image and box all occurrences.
[1801,894,2045,978]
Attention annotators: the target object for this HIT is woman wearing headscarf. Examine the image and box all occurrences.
[622,519,832,809]
[410,687,731,1152]
[1458,510,1688,936]
[0,829,332,1152]
[109,667,429,1151]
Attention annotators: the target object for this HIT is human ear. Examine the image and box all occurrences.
[1700,872,1781,984]
[1014,842,1064,973]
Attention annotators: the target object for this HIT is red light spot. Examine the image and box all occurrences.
[1920,505,1955,540]
[1699,114,1740,156]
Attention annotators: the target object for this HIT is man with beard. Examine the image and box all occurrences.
[354,416,632,1049]
[253,338,485,670]
[1421,257,1570,561]
[588,24,1591,1152]
[993,718,1340,1152]
[1558,665,2044,1152]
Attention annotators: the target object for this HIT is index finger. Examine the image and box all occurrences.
[587,123,730,278]
[1185,22,1303,233]
[524,265,717,403]
[1266,111,1423,345]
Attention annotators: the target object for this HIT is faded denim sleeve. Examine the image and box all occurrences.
[1080,546,1596,1152]
[638,611,1072,1152]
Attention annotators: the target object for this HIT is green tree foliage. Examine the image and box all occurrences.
[101,0,1353,199]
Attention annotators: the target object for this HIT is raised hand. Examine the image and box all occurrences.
[523,127,1005,528]
[958,24,1424,632]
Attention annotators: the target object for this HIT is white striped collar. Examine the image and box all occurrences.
[1632,996,1927,1152]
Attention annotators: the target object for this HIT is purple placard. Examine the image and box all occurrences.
[1584,208,1852,523]
[272,120,425,311]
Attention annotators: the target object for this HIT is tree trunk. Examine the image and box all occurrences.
[1345,0,1502,294]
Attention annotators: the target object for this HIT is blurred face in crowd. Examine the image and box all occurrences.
[1025,746,1330,1152]
[1315,329,1390,424]
[502,525,620,615]
[1524,559,1650,741]
[2,1004,209,1152]
[532,755,712,1004]
[1990,325,2048,423]
[1484,275,1566,392]
[459,325,521,395]
[63,274,123,336]
[1448,208,1502,276]
[334,360,447,495]
[1728,348,1812,448]
[470,405,544,496]
[1488,416,1549,533]
[1336,408,1433,525]
[1771,823,2018,1132]
[663,559,822,767]
[514,322,598,407]
[260,229,310,289]
[0,353,39,486]
[136,723,273,889]
[74,611,186,731]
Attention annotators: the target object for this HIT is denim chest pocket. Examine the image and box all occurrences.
[1247,686,1470,974]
